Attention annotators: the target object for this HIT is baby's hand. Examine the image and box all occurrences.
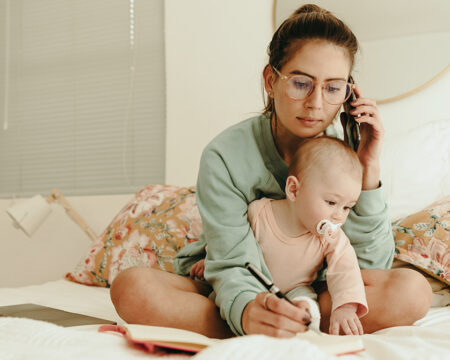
[329,303,363,335]
[189,259,205,281]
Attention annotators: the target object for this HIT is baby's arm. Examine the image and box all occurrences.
[323,229,369,334]
[329,303,364,335]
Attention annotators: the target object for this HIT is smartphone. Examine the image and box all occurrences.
[342,77,360,151]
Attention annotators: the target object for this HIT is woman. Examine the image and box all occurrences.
[110,4,432,338]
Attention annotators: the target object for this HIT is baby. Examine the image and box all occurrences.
[191,136,368,335]
[247,136,368,335]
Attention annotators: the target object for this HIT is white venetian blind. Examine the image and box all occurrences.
[0,0,166,197]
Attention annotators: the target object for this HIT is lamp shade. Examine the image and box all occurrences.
[6,195,52,237]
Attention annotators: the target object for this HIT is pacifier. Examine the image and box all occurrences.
[316,219,342,235]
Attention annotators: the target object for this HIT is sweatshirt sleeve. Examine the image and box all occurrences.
[342,184,395,269]
[196,147,267,336]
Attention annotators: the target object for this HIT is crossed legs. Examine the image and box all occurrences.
[110,267,234,339]
[111,266,433,338]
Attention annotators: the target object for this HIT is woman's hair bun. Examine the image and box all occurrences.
[293,4,328,16]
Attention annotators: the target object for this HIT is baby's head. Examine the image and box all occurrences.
[286,136,363,234]
[288,136,363,185]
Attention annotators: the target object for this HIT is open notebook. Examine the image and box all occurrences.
[99,324,365,356]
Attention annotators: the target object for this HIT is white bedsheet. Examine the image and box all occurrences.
[195,317,450,360]
[0,317,187,360]
[0,280,449,359]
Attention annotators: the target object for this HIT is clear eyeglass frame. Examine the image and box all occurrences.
[272,67,355,105]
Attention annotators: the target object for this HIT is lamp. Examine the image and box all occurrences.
[6,188,97,241]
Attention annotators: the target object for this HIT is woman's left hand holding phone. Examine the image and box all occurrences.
[348,85,384,190]
[242,292,311,337]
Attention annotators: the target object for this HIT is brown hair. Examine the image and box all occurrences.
[263,4,359,115]
[288,136,363,185]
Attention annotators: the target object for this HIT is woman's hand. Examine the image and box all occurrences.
[329,303,364,335]
[242,292,311,337]
[343,85,384,190]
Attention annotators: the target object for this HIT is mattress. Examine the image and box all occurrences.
[0,279,449,359]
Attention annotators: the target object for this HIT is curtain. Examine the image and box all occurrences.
[0,0,166,197]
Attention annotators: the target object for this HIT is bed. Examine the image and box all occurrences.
[0,278,448,359]
[1,179,449,360]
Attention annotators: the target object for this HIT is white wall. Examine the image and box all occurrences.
[164,0,273,186]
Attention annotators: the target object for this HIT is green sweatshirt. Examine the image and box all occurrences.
[173,114,394,336]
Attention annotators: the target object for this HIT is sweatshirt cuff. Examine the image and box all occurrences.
[229,290,258,336]
[354,182,386,216]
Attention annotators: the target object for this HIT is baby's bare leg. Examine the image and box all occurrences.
[316,268,432,334]
[110,267,234,339]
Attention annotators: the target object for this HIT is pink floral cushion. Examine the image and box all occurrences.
[66,185,202,287]
[393,196,450,285]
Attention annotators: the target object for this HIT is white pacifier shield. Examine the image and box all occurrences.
[316,219,342,235]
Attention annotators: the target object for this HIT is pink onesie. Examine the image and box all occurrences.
[248,198,368,317]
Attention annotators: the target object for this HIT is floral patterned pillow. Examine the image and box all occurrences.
[393,196,450,286]
[65,185,202,287]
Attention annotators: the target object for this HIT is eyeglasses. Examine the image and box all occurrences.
[272,67,355,105]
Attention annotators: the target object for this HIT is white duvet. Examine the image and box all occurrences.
[0,280,449,360]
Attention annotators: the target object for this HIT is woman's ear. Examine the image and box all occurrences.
[263,64,275,98]
[285,175,300,201]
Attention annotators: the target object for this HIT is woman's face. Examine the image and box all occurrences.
[267,40,352,139]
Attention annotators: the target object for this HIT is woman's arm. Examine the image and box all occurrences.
[343,187,395,269]
[342,85,394,269]
[196,147,264,335]
[349,85,383,190]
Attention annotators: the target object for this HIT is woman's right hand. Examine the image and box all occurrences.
[242,292,311,337]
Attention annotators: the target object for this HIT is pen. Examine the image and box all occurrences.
[244,262,294,305]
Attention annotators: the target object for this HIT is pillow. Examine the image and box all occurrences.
[381,118,450,221]
[66,184,202,287]
[393,196,450,286]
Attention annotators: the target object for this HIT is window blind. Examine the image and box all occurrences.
[0,0,166,197]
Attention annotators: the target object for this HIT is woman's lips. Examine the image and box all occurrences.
[297,117,321,127]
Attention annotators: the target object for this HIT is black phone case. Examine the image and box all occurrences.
[342,92,360,151]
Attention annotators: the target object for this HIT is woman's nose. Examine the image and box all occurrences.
[304,86,323,109]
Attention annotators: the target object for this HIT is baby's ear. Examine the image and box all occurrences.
[285,175,300,201]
